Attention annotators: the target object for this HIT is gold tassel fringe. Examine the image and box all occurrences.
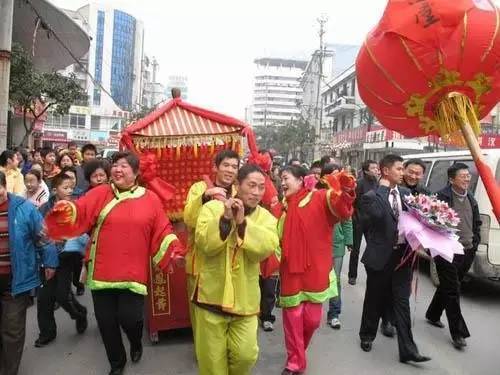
[434,92,481,146]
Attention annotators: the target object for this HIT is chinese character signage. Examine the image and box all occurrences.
[150,263,170,316]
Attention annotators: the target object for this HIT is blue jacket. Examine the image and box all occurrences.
[8,194,58,295]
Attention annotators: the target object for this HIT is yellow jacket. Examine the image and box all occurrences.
[194,200,278,316]
[0,167,25,196]
[183,181,208,276]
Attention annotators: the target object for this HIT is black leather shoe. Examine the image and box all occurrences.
[360,340,372,352]
[348,278,357,285]
[34,336,56,348]
[131,344,143,363]
[281,369,301,375]
[381,322,396,337]
[109,366,125,375]
[452,336,467,349]
[75,309,88,334]
[426,318,445,328]
[400,353,431,363]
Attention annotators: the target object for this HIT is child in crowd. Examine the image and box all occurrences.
[35,173,88,348]
[41,148,61,189]
[24,169,49,208]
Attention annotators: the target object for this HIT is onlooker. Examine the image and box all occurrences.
[348,160,380,286]
[57,153,74,169]
[60,166,84,198]
[24,169,49,208]
[0,150,25,196]
[0,170,58,375]
[66,141,82,165]
[41,148,61,189]
[30,162,50,199]
[402,159,430,195]
[35,173,88,348]
[33,149,43,164]
[14,148,31,176]
[426,163,481,349]
[288,158,302,167]
[309,161,322,181]
[83,159,110,191]
[76,143,98,191]
[318,164,354,330]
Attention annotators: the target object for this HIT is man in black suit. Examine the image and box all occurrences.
[358,154,430,364]
[348,160,379,286]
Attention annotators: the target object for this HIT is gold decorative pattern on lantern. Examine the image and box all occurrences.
[403,68,493,137]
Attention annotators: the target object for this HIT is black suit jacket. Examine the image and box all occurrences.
[360,185,411,271]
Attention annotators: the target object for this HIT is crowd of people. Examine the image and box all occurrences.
[0,142,481,375]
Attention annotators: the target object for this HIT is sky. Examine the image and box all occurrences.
[50,0,388,119]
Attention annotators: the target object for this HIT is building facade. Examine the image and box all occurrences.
[141,56,167,108]
[322,65,427,168]
[39,3,146,148]
[251,58,306,127]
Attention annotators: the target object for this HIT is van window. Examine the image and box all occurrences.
[426,159,479,194]
[427,161,452,193]
[422,161,432,185]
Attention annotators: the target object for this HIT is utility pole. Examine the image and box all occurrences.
[0,0,14,151]
[151,57,159,107]
[314,15,327,160]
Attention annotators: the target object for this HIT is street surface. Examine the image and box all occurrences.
[19,256,500,375]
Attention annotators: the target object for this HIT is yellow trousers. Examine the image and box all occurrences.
[194,305,259,375]
[187,274,197,330]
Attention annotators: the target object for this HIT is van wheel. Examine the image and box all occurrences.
[430,258,440,287]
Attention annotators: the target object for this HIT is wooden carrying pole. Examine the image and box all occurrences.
[459,120,500,223]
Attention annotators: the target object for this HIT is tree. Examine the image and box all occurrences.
[254,116,316,163]
[9,43,86,146]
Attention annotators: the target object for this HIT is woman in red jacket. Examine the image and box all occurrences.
[45,151,183,375]
[279,165,355,375]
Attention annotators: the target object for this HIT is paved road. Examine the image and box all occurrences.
[18,257,500,375]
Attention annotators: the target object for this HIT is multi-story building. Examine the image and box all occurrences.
[251,58,307,127]
[141,56,167,108]
[41,3,145,148]
[166,75,189,100]
[322,65,427,167]
[300,43,359,159]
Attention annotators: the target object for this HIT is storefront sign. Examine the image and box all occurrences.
[42,130,67,142]
[478,134,500,148]
[69,105,91,115]
[332,125,368,145]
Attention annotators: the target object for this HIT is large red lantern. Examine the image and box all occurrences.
[357,0,500,221]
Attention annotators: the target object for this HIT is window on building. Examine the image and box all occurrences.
[351,78,356,96]
[91,115,100,130]
[69,113,86,129]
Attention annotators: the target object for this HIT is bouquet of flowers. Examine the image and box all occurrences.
[399,194,463,263]
[404,194,461,234]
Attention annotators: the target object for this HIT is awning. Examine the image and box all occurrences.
[12,0,90,72]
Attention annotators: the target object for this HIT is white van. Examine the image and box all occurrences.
[404,150,500,285]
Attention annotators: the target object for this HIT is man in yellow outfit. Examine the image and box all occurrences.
[194,164,279,375]
[183,150,240,335]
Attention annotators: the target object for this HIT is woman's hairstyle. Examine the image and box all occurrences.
[83,159,111,183]
[25,169,42,182]
[57,153,74,167]
[280,165,307,180]
[111,151,140,174]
